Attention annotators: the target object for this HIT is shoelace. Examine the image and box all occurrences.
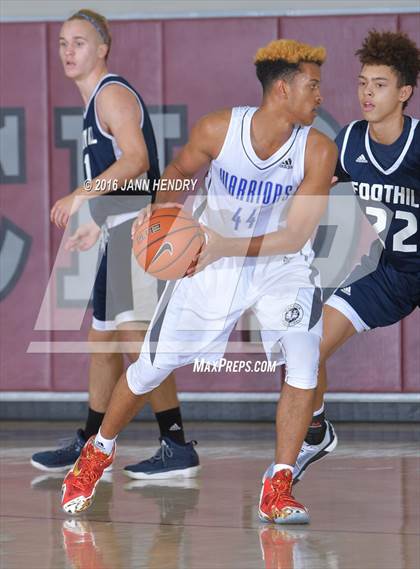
[298,443,309,456]
[263,473,300,511]
[55,441,82,455]
[147,441,174,464]
[72,448,108,489]
[295,444,311,471]
[271,474,291,495]
[55,433,84,454]
[73,468,100,489]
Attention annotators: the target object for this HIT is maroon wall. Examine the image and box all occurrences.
[0,14,419,393]
[0,24,51,390]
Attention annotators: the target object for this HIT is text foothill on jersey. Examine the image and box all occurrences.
[352,181,419,208]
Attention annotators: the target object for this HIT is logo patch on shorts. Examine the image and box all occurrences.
[283,303,304,327]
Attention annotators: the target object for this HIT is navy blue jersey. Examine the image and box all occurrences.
[335,117,420,273]
[83,74,159,225]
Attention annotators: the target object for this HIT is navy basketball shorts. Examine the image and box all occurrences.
[92,219,157,332]
[326,252,420,331]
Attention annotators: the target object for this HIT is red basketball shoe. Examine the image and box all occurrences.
[258,468,309,524]
[61,436,115,514]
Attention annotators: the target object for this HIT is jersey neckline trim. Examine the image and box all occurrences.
[365,117,419,176]
[240,107,302,171]
[340,120,357,174]
[83,73,118,118]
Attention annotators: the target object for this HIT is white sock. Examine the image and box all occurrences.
[313,404,324,416]
[272,463,293,475]
[94,428,116,455]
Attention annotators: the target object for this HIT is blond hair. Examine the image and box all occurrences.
[255,39,326,92]
[68,9,112,58]
[255,39,326,65]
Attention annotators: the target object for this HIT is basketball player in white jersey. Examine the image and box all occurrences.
[61,39,338,524]
[32,9,199,480]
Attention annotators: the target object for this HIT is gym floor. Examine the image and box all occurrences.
[1,421,419,569]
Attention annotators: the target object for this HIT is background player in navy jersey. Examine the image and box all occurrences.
[293,30,420,481]
[31,9,199,479]
[61,38,338,523]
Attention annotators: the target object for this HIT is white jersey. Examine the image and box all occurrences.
[199,106,313,256]
[129,108,323,378]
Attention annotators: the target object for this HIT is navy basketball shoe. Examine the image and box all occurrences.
[123,437,200,479]
[31,429,86,472]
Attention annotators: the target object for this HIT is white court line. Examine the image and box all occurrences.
[1,392,419,403]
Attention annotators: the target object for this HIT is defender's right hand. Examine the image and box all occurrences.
[65,222,101,252]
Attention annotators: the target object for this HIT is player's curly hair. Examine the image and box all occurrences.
[68,9,112,60]
[357,30,420,108]
[255,39,326,92]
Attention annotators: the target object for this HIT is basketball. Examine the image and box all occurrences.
[133,206,205,280]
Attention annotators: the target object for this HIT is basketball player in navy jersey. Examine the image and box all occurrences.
[61,38,338,523]
[293,30,420,482]
[32,9,199,479]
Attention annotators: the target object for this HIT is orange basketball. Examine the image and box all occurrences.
[133,207,205,280]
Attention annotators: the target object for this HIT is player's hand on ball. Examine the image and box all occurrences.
[51,193,84,228]
[186,225,224,276]
[131,202,182,238]
[65,222,101,252]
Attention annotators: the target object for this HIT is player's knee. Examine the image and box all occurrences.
[88,327,117,343]
[282,332,320,390]
[91,351,121,368]
[117,328,145,362]
[88,328,119,364]
[126,353,171,395]
[117,328,146,345]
